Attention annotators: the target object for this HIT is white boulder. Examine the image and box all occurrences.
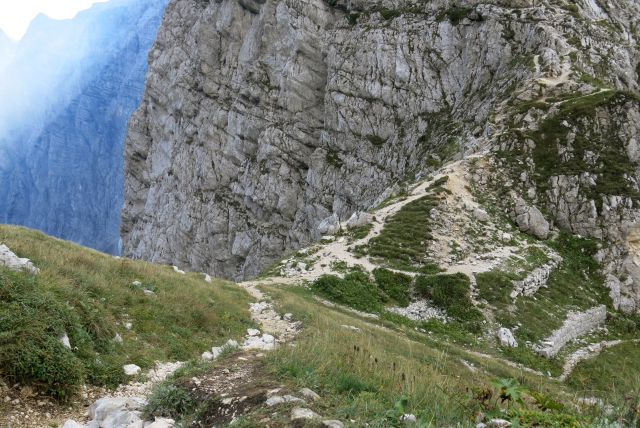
[497,328,518,348]
[0,244,39,274]
[123,364,142,376]
[299,388,320,401]
[291,407,319,421]
[317,214,340,235]
[346,211,372,229]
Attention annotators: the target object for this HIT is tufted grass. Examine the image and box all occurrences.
[0,225,253,399]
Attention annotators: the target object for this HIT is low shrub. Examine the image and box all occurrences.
[144,383,196,419]
[373,268,412,307]
[415,273,483,329]
[312,272,385,312]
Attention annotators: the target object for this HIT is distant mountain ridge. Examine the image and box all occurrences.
[0,0,168,254]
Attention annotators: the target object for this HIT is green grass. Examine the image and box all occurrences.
[349,223,373,241]
[250,285,602,427]
[497,233,608,344]
[567,342,640,402]
[0,225,253,399]
[364,194,439,271]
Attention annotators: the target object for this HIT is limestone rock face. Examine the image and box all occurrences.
[122,0,573,280]
[122,0,640,285]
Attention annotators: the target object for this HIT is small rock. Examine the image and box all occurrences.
[143,289,156,297]
[401,414,417,425]
[62,421,83,428]
[283,395,305,404]
[201,351,214,361]
[124,322,133,331]
[172,266,185,274]
[203,273,212,283]
[322,420,344,428]
[114,333,123,344]
[247,328,261,337]
[500,232,513,243]
[211,346,224,359]
[261,334,275,344]
[283,313,293,321]
[226,339,239,348]
[488,419,511,428]
[291,407,319,421]
[299,388,320,401]
[266,396,285,407]
[473,208,490,222]
[60,333,71,349]
[123,364,141,376]
[131,280,142,287]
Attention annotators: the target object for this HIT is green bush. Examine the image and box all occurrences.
[415,273,483,328]
[0,269,89,399]
[475,271,514,305]
[373,268,412,307]
[446,6,471,25]
[312,272,385,312]
[144,383,196,419]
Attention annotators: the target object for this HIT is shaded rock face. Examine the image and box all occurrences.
[122,0,564,280]
[0,0,168,254]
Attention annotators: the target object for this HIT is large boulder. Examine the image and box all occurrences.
[513,196,550,239]
[317,214,340,236]
[346,211,373,229]
[497,328,518,348]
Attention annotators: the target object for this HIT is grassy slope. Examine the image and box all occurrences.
[0,225,253,399]
[235,286,601,427]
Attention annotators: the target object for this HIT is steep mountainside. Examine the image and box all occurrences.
[122,0,640,293]
[0,30,14,72]
[0,0,168,254]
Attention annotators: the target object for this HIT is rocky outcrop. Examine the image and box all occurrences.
[0,244,39,274]
[123,0,611,280]
[0,0,168,254]
[535,305,607,358]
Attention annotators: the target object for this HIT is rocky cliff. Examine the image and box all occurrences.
[122,0,640,308]
[0,0,168,254]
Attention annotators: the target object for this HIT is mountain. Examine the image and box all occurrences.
[122,0,640,312]
[0,0,168,254]
[0,29,15,72]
